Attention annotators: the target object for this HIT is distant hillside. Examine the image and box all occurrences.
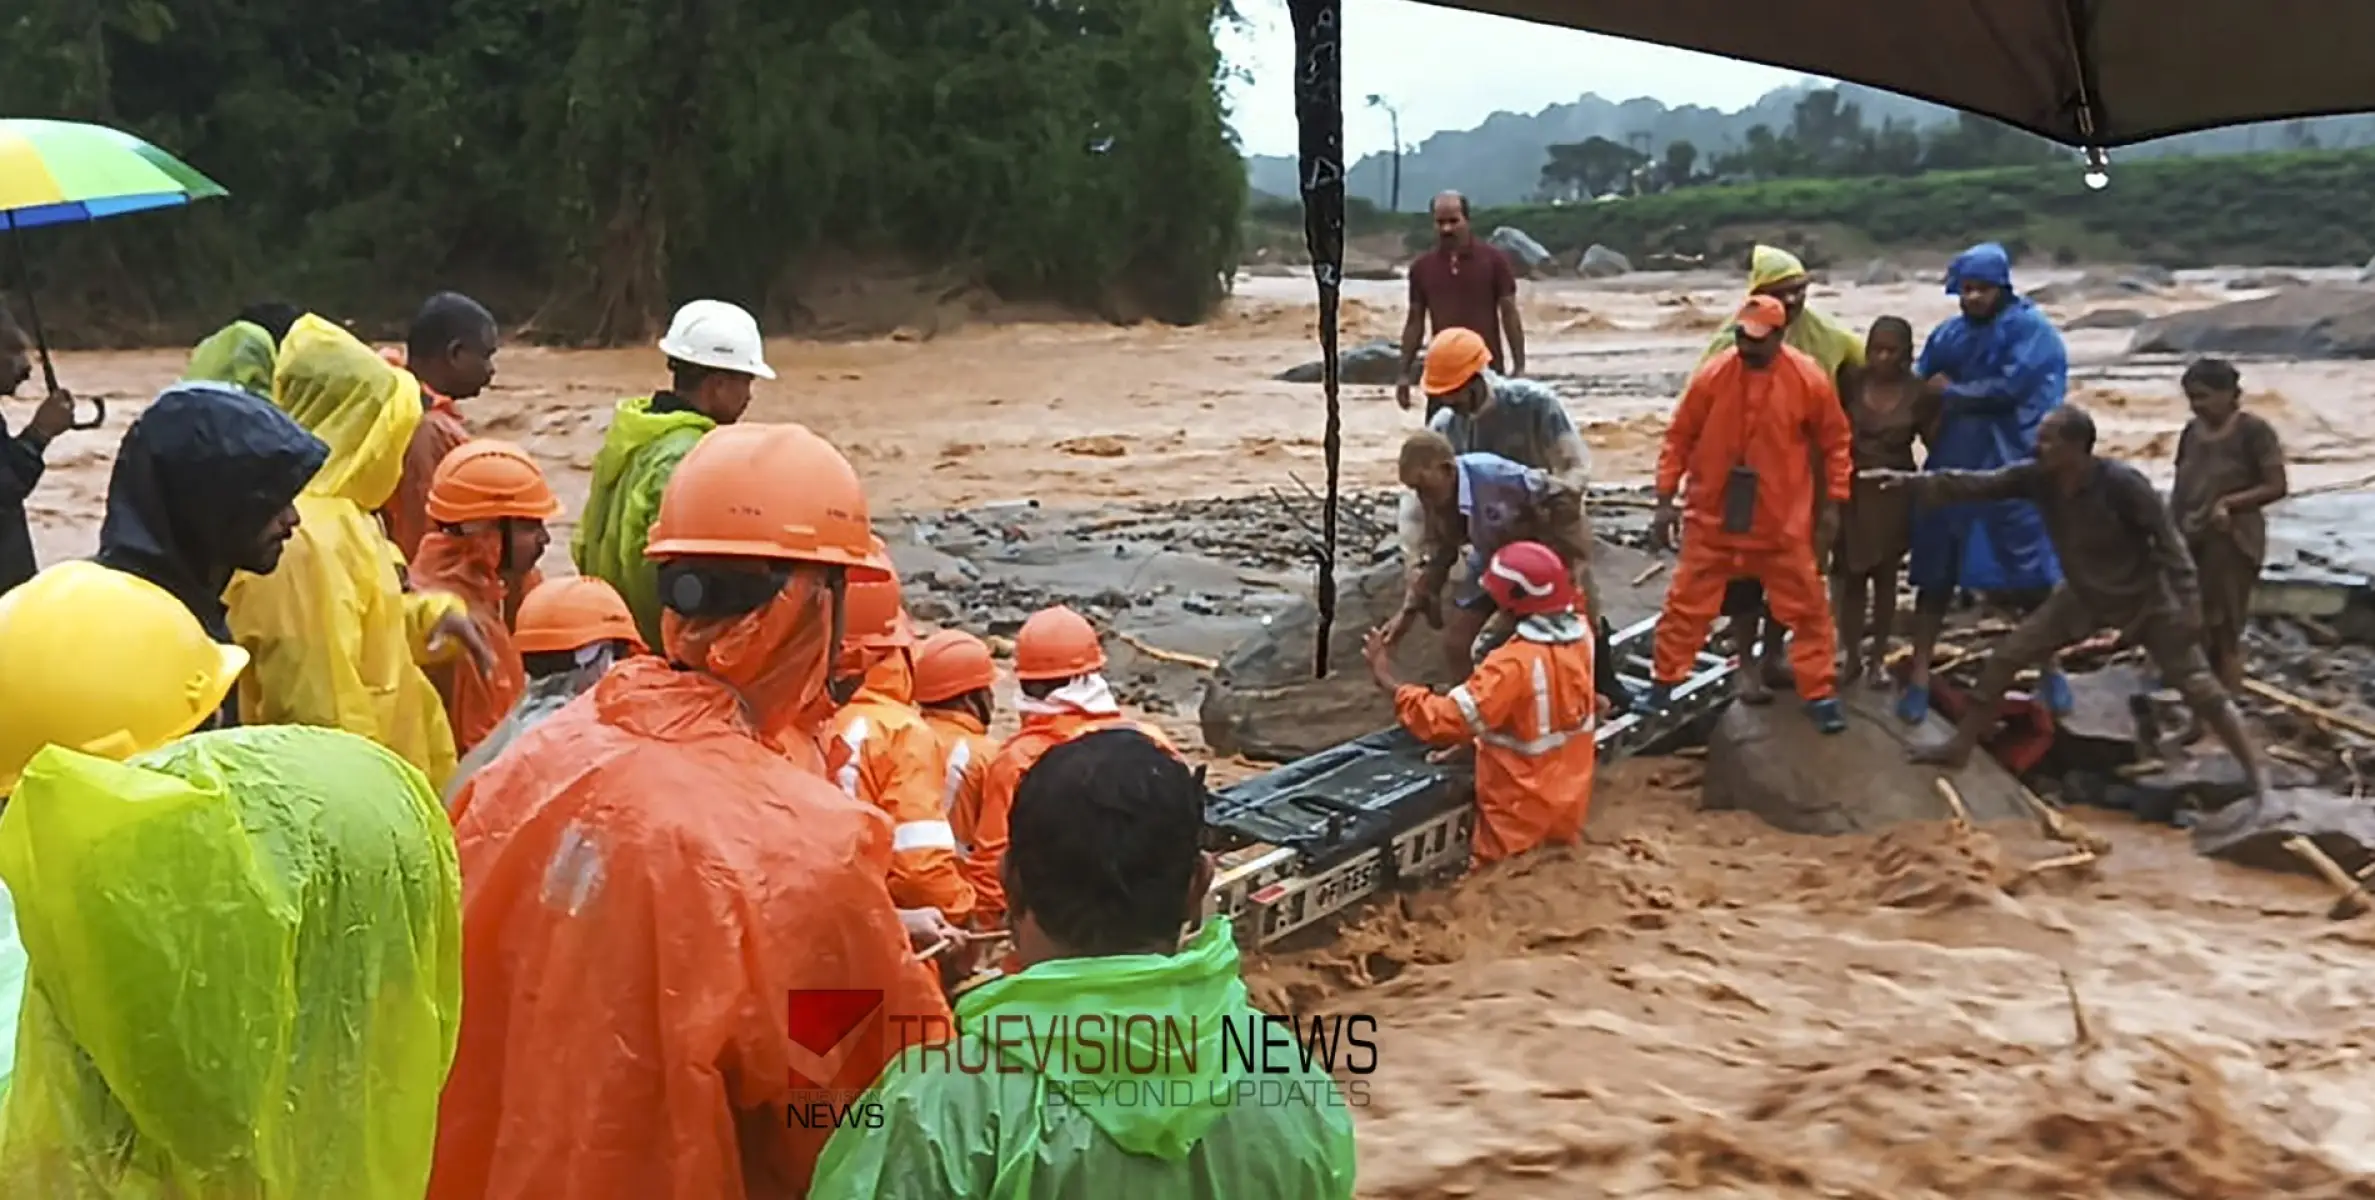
[1314,148,2375,271]
[1246,82,2375,211]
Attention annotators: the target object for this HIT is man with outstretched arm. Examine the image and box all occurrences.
[1862,404,2269,802]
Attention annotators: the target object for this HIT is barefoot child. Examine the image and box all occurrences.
[2170,358,2287,694]
[1832,316,1935,687]
[1364,541,1601,865]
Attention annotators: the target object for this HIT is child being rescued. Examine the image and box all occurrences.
[1831,316,1937,687]
[1363,540,1602,865]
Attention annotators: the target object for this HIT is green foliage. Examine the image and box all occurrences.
[1687,89,2057,188]
[1464,148,2375,270]
[0,0,1246,345]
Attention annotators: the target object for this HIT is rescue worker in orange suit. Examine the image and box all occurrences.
[828,544,977,926]
[1364,541,1602,865]
[432,423,950,1200]
[410,439,563,756]
[380,292,500,565]
[1648,294,1855,734]
[969,605,1175,926]
[912,627,1002,900]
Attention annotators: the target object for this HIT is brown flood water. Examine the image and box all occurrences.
[13,269,2375,1196]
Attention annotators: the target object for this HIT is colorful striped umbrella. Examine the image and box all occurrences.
[0,118,226,230]
[0,119,227,427]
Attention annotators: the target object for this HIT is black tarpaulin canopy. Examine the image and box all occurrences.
[1279,0,2375,677]
[1407,0,2375,150]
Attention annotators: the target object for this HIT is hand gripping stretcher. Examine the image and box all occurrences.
[1200,614,1737,948]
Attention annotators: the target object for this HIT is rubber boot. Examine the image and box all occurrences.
[1807,697,1848,734]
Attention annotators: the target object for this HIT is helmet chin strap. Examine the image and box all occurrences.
[824,570,861,706]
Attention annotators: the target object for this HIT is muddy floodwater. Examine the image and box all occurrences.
[18,268,2375,1196]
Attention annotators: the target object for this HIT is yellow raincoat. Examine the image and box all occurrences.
[184,320,278,398]
[0,725,463,1198]
[1700,245,1868,378]
[225,315,467,787]
[572,397,716,649]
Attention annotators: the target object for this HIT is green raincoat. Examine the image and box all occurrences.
[811,918,1358,1199]
[571,397,715,648]
[0,725,463,1199]
[184,320,279,399]
[1699,244,1868,378]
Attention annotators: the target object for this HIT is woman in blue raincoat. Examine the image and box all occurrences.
[1898,242,2072,722]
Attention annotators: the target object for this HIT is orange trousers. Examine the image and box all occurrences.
[1653,542,1837,700]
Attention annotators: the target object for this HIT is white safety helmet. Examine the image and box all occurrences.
[656,299,776,380]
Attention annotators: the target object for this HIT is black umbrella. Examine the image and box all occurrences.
[1279,0,2370,674]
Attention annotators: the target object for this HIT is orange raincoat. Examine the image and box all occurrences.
[970,679,1175,925]
[921,707,998,867]
[1396,616,1599,864]
[376,349,472,565]
[827,652,976,923]
[1651,345,1853,695]
[408,529,526,755]
[432,655,948,1200]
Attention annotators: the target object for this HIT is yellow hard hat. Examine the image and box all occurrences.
[0,561,250,793]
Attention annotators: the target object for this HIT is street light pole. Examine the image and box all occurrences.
[1366,93,1402,212]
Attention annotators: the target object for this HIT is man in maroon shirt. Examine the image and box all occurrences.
[1398,190,1526,418]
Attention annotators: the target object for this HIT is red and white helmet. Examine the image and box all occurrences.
[1481,541,1576,616]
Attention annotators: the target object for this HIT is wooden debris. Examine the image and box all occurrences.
[1933,778,1974,827]
[2059,966,2096,1050]
[2016,786,2111,855]
[2244,678,2375,743]
[1629,561,1669,587]
[2282,835,2372,920]
[1111,629,1219,671]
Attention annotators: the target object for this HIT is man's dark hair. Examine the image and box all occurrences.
[2181,357,2241,395]
[667,357,718,397]
[1007,729,1205,956]
[2048,404,2098,453]
[406,292,497,363]
[234,302,303,346]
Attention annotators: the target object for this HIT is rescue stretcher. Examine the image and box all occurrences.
[1199,614,1738,948]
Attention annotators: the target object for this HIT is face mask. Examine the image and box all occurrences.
[661,568,846,745]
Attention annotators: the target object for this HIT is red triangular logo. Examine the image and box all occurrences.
[786,989,884,1056]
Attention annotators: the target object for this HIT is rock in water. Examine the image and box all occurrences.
[1489,226,1554,277]
[1703,685,2030,835]
[1275,338,1408,385]
[1579,244,1632,278]
[2191,787,2375,878]
[1857,259,1906,286]
[2126,288,2375,359]
[2065,307,2150,331]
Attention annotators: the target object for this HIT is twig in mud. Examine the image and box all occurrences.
[1110,628,1220,672]
[1629,560,1668,587]
[2059,967,2096,1050]
[1932,778,1974,827]
[2282,835,2372,920]
[2017,786,2111,855]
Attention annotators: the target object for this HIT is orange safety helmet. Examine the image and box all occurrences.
[1421,327,1491,397]
[643,423,890,580]
[1480,540,1577,617]
[1013,605,1105,682]
[912,628,997,703]
[426,439,564,524]
[515,575,648,655]
[842,537,916,651]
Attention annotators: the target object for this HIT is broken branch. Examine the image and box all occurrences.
[2244,678,2375,744]
[2282,835,2372,920]
[1932,778,1974,827]
[1629,560,1668,587]
[1110,629,1220,672]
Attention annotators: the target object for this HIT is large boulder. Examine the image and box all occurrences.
[1579,244,1632,279]
[2192,788,2375,879]
[2126,288,2375,359]
[1199,540,1670,762]
[1489,226,1555,277]
[1857,259,1907,286]
[1703,684,2032,835]
[1275,338,1408,385]
[2065,306,2151,331]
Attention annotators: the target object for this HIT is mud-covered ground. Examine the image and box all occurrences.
[16,266,2375,1197]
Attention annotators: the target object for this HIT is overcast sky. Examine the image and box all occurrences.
[1220,0,1811,158]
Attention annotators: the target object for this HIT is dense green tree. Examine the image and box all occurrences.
[0,0,1246,343]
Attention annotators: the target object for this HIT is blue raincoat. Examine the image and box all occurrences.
[1909,243,2066,593]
